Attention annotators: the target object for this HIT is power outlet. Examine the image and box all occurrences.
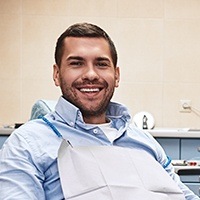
[180,100,191,113]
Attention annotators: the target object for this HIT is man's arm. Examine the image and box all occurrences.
[0,133,45,200]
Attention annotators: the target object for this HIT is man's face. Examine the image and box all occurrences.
[53,37,120,123]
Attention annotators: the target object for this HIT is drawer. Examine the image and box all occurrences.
[181,139,200,160]
[180,175,200,183]
[183,182,200,197]
[156,138,180,159]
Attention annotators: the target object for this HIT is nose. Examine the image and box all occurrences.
[82,64,99,81]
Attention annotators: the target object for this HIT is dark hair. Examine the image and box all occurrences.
[55,23,118,67]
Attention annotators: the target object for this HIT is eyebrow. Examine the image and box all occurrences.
[96,57,111,62]
[66,56,111,62]
[66,56,84,61]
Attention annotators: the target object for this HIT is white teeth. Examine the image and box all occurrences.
[80,88,100,92]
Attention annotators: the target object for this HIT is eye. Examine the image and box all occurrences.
[96,62,109,68]
[70,61,84,67]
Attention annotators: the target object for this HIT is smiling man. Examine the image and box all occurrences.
[53,36,119,124]
[0,23,199,200]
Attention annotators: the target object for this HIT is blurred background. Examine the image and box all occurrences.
[1,0,200,128]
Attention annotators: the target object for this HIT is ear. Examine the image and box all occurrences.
[53,64,60,86]
[114,67,120,88]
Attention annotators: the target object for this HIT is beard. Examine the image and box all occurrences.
[78,88,114,118]
[60,79,115,118]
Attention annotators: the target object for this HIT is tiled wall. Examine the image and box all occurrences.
[1,0,200,129]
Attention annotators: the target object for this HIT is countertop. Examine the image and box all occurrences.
[0,128,14,135]
[1,127,200,138]
[148,128,200,138]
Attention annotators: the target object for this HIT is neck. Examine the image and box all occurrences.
[83,114,108,124]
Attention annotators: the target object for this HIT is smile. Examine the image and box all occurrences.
[79,88,100,93]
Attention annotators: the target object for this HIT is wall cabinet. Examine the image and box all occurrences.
[156,138,180,159]
[181,139,200,160]
[156,138,200,160]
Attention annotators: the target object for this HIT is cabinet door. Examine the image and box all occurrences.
[181,139,200,160]
[155,138,180,159]
[0,136,9,148]
[182,182,200,197]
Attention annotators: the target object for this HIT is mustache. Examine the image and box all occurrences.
[72,80,108,87]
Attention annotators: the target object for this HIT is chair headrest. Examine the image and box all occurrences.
[30,99,57,120]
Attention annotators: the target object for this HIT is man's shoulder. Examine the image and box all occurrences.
[11,118,56,142]
[107,101,130,118]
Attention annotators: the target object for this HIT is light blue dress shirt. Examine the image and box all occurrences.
[0,97,199,200]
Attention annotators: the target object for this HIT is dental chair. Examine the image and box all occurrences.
[30,99,57,120]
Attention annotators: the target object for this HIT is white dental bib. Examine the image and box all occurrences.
[58,140,185,200]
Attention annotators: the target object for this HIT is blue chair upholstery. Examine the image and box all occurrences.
[30,99,57,120]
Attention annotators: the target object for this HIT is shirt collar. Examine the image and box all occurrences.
[54,97,80,127]
[54,96,131,128]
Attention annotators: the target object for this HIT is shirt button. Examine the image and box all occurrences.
[50,114,55,120]
[70,122,74,126]
[93,129,98,134]
[77,115,81,119]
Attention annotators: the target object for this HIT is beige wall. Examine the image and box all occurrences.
[1,0,200,128]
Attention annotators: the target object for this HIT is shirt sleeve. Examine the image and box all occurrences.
[0,132,45,200]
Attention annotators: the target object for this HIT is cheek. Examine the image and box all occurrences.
[60,76,73,87]
[60,69,80,85]
[105,75,119,89]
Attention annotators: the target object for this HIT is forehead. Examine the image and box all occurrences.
[62,37,112,58]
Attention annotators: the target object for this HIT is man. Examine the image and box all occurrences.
[0,23,199,200]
